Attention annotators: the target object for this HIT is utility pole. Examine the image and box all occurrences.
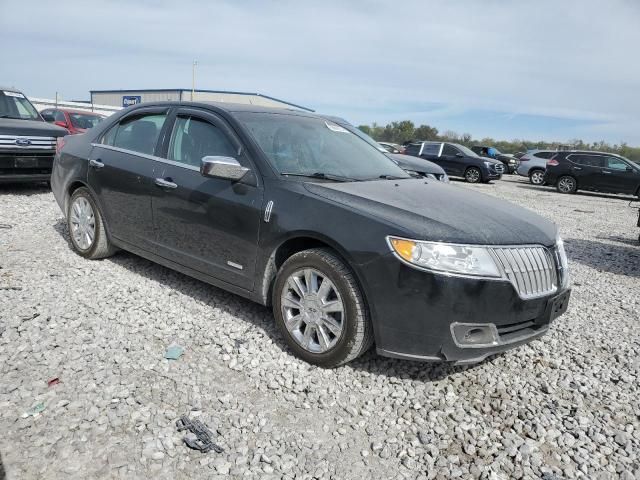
[191,60,198,101]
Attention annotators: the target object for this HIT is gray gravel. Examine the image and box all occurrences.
[0,175,639,479]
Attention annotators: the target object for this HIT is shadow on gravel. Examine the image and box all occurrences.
[565,238,640,277]
[0,183,50,196]
[515,183,638,202]
[52,218,489,381]
[0,450,6,480]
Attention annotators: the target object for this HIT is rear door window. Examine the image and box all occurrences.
[103,113,167,156]
[533,151,554,159]
[570,155,604,167]
[421,143,441,156]
[168,116,236,167]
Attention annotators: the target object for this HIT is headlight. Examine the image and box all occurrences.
[387,237,501,277]
[425,173,437,180]
[484,161,493,169]
[556,236,570,288]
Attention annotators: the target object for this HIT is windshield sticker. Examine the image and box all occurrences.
[325,121,349,133]
[3,91,25,98]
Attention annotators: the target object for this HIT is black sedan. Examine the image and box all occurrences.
[51,101,571,367]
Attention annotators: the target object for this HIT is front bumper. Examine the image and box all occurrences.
[360,254,570,364]
[0,151,54,183]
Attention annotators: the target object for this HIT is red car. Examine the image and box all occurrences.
[40,108,105,134]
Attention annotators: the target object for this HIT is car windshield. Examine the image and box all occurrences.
[455,143,481,157]
[69,112,103,129]
[235,112,410,180]
[0,91,41,120]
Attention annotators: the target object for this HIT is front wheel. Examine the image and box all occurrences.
[272,248,373,367]
[529,169,545,185]
[556,175,577,194]
[67,187,116,259]
[465,167,482,183]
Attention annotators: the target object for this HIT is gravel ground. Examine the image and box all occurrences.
[0,175,639,480]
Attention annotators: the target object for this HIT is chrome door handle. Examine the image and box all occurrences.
[89,159,104,169]
[154,178,178,189]
[602,170,611,174]
[572,166,582,170]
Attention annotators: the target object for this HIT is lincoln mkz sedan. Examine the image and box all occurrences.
[51,101,571,367]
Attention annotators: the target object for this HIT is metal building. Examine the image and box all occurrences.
[90,89,313,111]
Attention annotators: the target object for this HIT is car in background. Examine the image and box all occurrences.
[378,142,404,154]
[41,108,105,135]
[516,150,556,185]
[544,151,640,196]
[471,145,519,174]
[323,116,449,182]
[405,141,504,183]
[51,101,570,367]
[0,87,67,183]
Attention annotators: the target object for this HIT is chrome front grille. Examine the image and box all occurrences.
[494,163,505,174]
[491,246,558,299]
[0,135,57,150]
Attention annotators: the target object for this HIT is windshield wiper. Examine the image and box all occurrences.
[377,174,410,180]
[281,172,360,182]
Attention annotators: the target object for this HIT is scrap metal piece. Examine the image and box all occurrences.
[176,415,223,453]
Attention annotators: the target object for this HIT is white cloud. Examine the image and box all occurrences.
[1,0,639,142]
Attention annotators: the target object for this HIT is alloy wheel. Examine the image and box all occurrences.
[558,177,576,193]
[530,171,545,185]
[280,268,345,353]
[69,196,96,250]
[466,168,481,183]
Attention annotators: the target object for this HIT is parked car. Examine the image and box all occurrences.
[544,151,640,196]
[516,150,556,185]
[41,108,105,135]
[52,101,570,367]
[471,146,519,174]
[378,142,404,154]
[405,141,504,183]
[322,116,450,182]
[0,87,67,183]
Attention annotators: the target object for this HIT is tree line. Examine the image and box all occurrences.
[357,120,640,162]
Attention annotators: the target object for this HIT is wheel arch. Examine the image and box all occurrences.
[258,232,367,308]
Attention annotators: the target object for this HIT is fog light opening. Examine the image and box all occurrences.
[451,323,499,348]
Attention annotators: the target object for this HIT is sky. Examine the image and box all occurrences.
[2,0,639,145]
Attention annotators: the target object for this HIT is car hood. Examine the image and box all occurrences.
[386,153,444,175]
[304,179,557,246]
[0,118,68,137]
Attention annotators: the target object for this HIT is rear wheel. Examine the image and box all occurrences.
[556,175,577,194]
[529,169,545,185]
[67,187,115,259]
[272,248,373,367]
[464,167,482,183]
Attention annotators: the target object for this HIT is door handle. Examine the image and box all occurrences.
[89,159,104,169]
[154,178,178,189]
[572,166,582,170]
[602,170,611,174]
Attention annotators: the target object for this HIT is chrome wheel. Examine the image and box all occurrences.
[465,168,481,183]
[280,268,345,353]
[557,176,576,193]
[70,196,96,250]
[530,170,545,185]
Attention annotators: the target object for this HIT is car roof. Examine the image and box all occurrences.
[44,107,104,116]
[128,100,320,119]
[0,86,23,94]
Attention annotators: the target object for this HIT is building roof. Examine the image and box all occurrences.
[89,88,314,112]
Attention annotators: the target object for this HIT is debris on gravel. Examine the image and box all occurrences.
[0,177,638,479]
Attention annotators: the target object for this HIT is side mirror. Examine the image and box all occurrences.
[626,166,634,172]
[200,156,249,181]
[54,120,68,129]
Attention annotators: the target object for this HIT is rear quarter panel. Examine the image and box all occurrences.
[51,134,93,216]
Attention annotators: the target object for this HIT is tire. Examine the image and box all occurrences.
[272,248,373,367]
[556,175,577,194]
[67,187,116,259]
[464,167,482,183]
[529,169,545,185]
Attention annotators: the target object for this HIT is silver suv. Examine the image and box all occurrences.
[516,150,556,185]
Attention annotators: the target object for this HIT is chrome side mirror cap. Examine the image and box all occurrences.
[200,156,249,181]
